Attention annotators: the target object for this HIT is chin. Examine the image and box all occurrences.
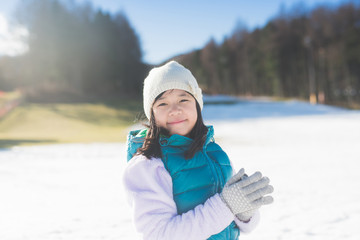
[170,130,189,136]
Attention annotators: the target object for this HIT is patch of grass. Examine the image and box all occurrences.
[0,100,143,148]
[0,90,22,104]
[0,139,57,149]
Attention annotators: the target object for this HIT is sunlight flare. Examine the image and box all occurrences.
[0,14,29,57]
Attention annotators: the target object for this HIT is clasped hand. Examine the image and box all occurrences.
[220,168,274,221]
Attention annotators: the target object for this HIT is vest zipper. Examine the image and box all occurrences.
[203,151,224,193]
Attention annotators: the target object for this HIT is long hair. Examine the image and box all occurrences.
[137,92,208,160]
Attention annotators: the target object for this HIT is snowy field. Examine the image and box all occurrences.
[1,98,360,240]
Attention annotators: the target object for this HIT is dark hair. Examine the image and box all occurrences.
[137,92,208,160]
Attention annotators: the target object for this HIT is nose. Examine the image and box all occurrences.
[169,103,181,116]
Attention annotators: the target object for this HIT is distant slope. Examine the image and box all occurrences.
[0,101,142,148]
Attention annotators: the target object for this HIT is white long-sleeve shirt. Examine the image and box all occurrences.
[123,154,260,240]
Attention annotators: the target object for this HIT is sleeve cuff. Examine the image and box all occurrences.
[234,210,260,233]
[211,193,236,224]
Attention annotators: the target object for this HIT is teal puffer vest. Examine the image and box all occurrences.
[127,126,240,240]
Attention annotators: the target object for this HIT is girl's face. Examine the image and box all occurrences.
[152,89,198,137]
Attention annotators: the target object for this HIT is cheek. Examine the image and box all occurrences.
[153,109,165,125]
[193,110,198,123]
[189,104,198,123]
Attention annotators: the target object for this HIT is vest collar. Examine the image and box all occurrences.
[127,125,215,150]
[159,125,214,147]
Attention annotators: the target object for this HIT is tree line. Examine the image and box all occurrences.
[0,0,359,108]
[0,0,147,101]
[174,2,360,107]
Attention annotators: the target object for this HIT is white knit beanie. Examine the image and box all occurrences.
[143,60,203,120]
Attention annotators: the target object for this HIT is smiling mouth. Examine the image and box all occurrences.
[168,120,186,125]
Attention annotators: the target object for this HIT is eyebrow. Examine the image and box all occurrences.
[157,92,190,100]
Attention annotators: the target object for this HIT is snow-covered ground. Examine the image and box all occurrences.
[1,98,360,240]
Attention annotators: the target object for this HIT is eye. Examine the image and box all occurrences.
[180,99,189,103]
[157,102,167,107]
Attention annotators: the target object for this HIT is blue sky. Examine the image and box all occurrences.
[0,0,357,64]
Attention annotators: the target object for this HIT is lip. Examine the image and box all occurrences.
[168,119,186,125]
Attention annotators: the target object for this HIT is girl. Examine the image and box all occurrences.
[123,61,273,240]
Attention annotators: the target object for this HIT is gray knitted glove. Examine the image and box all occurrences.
[236,210,256,222]
[220,168,274,221]
[234,174,256,221]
